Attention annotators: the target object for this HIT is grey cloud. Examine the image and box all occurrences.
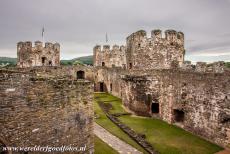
[0,0,230,61]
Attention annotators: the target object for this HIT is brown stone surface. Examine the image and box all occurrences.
[17,41,60,68]
[93,29,230,148]
[0,69,94,153]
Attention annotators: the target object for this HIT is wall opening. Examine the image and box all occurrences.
[42,57,46,65]
[181,92,187,99]
[151,103,159,113]
[102,62,105,66]
[99,82,104,92]
[129,63,132,69]
[110,83,112,92]
[173,109,184,122]
[49,61,52,66]
[77,70,85,79]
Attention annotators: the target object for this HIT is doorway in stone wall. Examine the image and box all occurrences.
[151,102,159,114]
[173,109,185,123]
[42,57,46,65]
[99,82,104,92]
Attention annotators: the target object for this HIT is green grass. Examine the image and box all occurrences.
[94,92,223,154]
[94,135,118,154]
[94,93,148,154]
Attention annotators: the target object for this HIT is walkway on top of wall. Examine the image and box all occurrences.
[94,123,142,154]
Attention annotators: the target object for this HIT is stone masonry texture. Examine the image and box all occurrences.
[94,29,230,148]
[0,68,94,154]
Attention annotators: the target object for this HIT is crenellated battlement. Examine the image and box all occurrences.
[181,61,226,73]
[17,41,60,68]
[94,29,185,69]
[126,29,184,47]
[93,44,127,68]
[94,44,126,53]
[17,41,60,50]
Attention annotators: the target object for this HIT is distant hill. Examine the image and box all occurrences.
[71,55,93,65]
[1,55,229,68]
[61,55,93,65]
[0,55,93,66]
[0,57,17,66]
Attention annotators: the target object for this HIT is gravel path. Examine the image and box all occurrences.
[94,123,143,154]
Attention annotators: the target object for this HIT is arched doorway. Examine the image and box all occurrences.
[99,82,104,92]
[42,57,46,65]
[173,109,184,123]
[77,71,85,79]
[151,103,159,113]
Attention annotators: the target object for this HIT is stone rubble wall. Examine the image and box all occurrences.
[0,69,94,153]
[121,69,230,147]
[126,30,185,70]
[4,65,95,82]
[93,45,126,68]
[95,67,230,147]
[17,41,60,68]
[93,29,185,70]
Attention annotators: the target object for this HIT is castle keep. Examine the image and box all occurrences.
[17,41,60,68]
[94,29,230,147]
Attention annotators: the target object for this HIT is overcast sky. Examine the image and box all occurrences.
[0,0,230,62]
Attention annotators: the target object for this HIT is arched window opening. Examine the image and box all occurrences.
[77,70,85,79]
[49,61,52,66]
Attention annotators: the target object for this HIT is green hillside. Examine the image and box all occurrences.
[0,57,17,66]
[0,55,93,66]
[61,55,93,65]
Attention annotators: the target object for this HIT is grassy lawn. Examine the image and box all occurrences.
[94,93,148,153]
[94,135,118,154]
[94,92,223,154]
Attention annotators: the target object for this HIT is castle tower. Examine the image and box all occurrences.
[17,41,60,68]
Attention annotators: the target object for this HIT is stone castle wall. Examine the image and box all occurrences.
[93,45,126,68]
[94,66,230,147]
[126,30,185,69]
[17,41,60,68]
[93,29,185,70]
[0,69,94,153]
[93,29,229,147]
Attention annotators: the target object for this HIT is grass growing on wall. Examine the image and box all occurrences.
[94,92,223,154]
